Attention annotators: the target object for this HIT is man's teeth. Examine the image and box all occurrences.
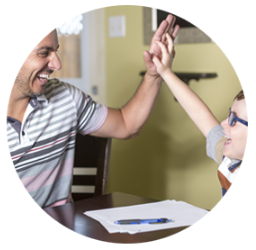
[38,74,49,79]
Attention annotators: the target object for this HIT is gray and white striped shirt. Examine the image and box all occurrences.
[7,79,108,208]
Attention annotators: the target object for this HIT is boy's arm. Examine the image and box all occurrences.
[153,34,219,137]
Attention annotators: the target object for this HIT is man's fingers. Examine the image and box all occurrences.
[143,50,157,72]
[152,14,176,43]
[152,19,168,42]
[162,15,176,42]
[171,24,180,40]
[143,50,152,62]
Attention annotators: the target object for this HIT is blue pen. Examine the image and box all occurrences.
[114,218,173,225]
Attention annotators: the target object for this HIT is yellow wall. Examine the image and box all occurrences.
[104,6,242,210]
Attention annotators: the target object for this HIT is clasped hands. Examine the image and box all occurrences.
[144,14,179,78]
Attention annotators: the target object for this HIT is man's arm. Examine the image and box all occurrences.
[90,15,179,139]
[90,73,162,139]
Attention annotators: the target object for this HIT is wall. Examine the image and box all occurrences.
[104,5,242,210]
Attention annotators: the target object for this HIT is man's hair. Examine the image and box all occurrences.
[234,90,244,101]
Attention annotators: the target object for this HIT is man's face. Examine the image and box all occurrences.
[14,30,61,97]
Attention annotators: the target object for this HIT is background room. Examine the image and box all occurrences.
[52,5,241,211]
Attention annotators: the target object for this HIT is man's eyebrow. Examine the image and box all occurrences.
[36,45,59,52]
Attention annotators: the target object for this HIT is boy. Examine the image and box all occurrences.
[152,33,248,196]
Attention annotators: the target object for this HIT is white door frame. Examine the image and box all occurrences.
[58,9,106,105]
[86,9,106,105]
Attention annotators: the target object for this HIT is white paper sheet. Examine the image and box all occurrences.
[84,200,208,234]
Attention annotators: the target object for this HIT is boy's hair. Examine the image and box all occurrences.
[234,90,244,101]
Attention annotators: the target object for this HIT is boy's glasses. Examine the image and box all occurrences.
[228,108,248,127]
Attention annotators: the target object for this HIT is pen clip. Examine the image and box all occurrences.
[149,218,173,224]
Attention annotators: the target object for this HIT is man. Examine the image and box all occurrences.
[7,14,179,208]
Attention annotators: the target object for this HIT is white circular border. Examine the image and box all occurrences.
[1,0,255,249]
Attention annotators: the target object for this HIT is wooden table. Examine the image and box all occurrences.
[43,192,187,243]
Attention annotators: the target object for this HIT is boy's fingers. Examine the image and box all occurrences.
[155,41,168,55]
[155,41,170,63]
[165,33,174,54]
[152,55,161,67]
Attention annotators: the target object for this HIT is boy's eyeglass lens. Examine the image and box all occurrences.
[227,108,248,127]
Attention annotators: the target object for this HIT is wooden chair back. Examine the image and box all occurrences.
[72,134,112,201]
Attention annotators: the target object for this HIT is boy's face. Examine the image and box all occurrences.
[221,99,248,160]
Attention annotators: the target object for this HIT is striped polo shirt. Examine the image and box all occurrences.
[7,79,108,208]
[206,125,241,196]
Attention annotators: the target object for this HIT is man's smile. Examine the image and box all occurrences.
[36,73,50,85]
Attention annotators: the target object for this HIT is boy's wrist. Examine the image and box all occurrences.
[162,68,173,79]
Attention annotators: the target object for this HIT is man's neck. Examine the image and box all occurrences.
[7,87,30,123]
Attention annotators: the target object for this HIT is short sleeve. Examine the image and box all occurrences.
[206,125,226,164]
[61,81,108,135]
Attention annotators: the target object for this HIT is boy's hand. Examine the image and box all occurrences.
[152,33,175,76]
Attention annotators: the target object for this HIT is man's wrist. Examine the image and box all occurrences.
[144,71,163,85]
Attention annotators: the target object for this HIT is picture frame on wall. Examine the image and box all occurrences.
[143,7,212,44]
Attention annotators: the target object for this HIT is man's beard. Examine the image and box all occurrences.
[15,70,46,97]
